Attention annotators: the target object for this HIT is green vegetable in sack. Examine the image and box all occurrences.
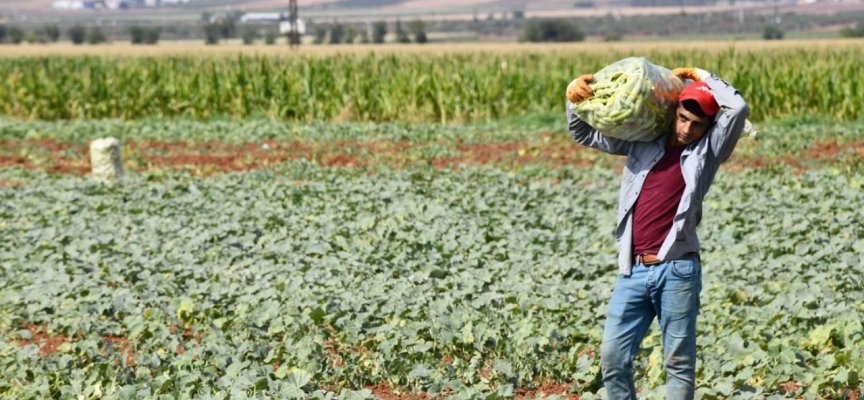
[569,57,685,142]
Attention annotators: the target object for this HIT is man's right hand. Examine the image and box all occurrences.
[566,74,595,104]
[672,67,711,82]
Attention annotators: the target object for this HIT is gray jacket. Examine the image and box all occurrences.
[567,75,751,275]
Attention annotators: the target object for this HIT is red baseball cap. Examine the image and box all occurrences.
[679,81,719,117]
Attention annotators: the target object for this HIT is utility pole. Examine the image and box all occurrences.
[289,0,300,47]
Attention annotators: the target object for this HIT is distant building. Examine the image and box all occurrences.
[240,12,286,23]
[51,0,85,9]
[105,0,120,8]
[52,0,191,9]
[630,0,711,5]
[238,12,306,35]
[51,0,111,9]
[279,19,306,35]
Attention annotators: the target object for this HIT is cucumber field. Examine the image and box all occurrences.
[1,42,863,399]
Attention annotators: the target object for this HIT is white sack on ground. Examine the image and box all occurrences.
[90,137,125,182]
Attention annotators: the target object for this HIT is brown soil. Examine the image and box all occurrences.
[577,348,596,358]
[779,380,803,394]
[322,382,583,400]
[0,139,91,175]
[103,335,136,366]
[0,155,27,167]
[168,323,202,342]
[324,337,346,369]
[515,382,580,400]
[2,137,861,177]
[0,180,24,187]
[1,137,595,175]
[15,323,201,366]
[365,382,444,400]
[731,139,864,173]
[16,324,69,356]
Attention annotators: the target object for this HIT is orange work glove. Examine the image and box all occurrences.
[672,67,711,82]
[566,74,595,104]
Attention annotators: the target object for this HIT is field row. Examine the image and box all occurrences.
[1,162,862,399]
[2,118,864,177]
[1,46,863,122]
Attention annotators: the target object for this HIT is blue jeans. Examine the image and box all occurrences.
[600,255,702,400]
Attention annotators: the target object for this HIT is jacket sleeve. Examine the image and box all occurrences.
[566,100,630,156]
[703,75,751,164]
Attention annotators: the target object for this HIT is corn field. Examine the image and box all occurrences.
[1,46,861,123]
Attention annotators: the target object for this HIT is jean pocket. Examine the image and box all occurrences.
[670,259,697,279]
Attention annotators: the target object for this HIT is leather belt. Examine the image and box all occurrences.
[635,254,661,265]
[634,252,698,265]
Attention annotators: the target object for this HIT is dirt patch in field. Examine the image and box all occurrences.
[16,324,70,356]
[3,136,860,176]
[777,382,858,400]
[365,382,446,400]
[0,139,91,175]
[14,323,202,367]
[1,136,595,175]
[357,381,578,400]
[778,380,804,394]
[0,179,24,187]
[515,382,580,400]
[730,139,864,173]
[801,139,864,160]
[0,155,28,168]
[102,335,136,366]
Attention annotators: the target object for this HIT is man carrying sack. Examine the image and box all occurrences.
[566,67,751,399]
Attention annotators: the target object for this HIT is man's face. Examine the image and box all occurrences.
[673,104,713,146]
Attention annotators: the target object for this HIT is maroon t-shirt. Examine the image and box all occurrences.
[632,143,687,256]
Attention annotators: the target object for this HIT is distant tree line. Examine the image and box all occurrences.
[1,12,862,45]
[840,21,864,38]
[67,25,107,44]
[202,13,286,46]
[522,19,585,42]
[0,24,61,44]
[240,29,280,45]
[448,9,864,40]
[203,18,235,45]
[130,26,161,44]
[762,24,784,40]
[309,19,428,45]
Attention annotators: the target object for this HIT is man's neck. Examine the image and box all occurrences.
[667,135,686,148]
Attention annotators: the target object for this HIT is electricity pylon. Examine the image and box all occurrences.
[289,0,300,47]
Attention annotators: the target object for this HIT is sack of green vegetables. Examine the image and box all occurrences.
[567,57,685,142]
[567,57,757,141]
